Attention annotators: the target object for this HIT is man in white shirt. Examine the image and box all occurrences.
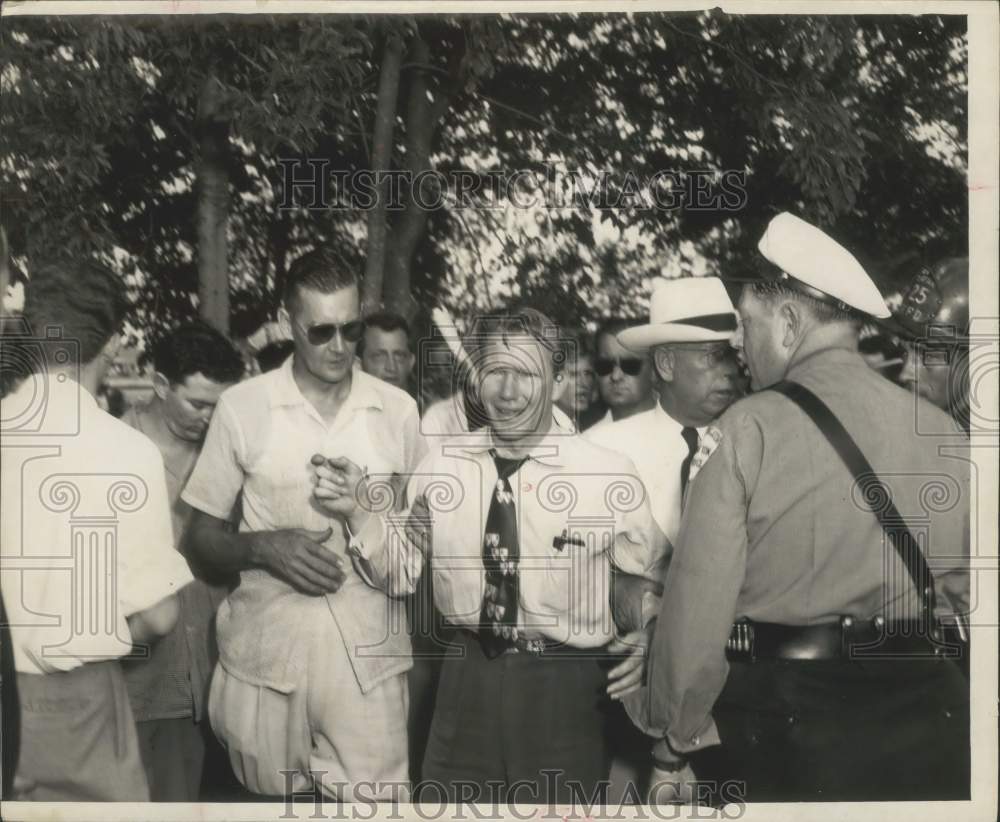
[1,259,193,801]
[314,307,667,804]
[587,278,743,546]
[182,247,426,800]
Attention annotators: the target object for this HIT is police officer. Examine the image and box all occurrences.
[637,213,970,803]
[891,257,970,432]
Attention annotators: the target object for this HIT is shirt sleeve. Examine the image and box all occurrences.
[607,455,671,586]
[349,464,429,598]
[117,444,194,616]
[180,396,246,520]
[644,410,760,754]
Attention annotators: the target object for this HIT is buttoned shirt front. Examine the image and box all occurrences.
[353,424,668,648]
[640,347,970,755]
[1,373,193,675]
[586,403,702,545]
[181,358,426,694]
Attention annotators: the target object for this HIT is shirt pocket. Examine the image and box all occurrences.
[519,473,614,628]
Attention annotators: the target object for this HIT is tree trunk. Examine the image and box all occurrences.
[382,32,455,321]
[196,75,231,334]
[362,29,405,315]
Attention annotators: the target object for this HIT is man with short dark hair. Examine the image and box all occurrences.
[1,259,192,801]
[590,318,656,430]
[183,247,425,800]
[640,214,969,803]
[120,320,244,801]
[319,307,667,804]
[359,311,415,392]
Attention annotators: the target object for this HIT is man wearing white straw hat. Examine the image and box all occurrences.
[639,212,970,803]
[587,277,743,547]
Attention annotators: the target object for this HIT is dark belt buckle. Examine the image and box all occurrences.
[726,619,756,663]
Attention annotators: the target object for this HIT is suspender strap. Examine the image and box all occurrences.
[770,380,937,627]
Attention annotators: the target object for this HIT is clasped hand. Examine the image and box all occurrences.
[311,454,369,526]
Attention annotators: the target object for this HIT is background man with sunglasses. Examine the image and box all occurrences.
[182,247,425,799]
[589,318,657,431]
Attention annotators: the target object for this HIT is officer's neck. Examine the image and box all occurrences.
[784,323,860,376]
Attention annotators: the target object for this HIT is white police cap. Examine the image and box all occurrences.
[757,212,891,319]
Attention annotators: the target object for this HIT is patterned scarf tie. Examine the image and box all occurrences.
[479,449,529,659]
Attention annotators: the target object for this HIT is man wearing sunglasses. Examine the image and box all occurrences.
[589,318,657,431]
[182,247,425,800]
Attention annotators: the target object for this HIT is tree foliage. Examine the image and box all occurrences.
[1,10,967,344]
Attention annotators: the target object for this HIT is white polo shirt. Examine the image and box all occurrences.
[1,372,193,675]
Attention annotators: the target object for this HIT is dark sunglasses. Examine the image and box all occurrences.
[302,319,364,346]
[594,356,644,377]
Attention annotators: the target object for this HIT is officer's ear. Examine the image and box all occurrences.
[779,301,804,348]
[653,346,674,382]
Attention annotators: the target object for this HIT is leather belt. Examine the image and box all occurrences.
[725,616,968,663]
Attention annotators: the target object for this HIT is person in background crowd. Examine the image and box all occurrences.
[256,339,295,374]
[639,213,969,803]
[323,307,667,804]
[858,327,905,383]
[359,311,416,393]
[889,257,970,432]
[182,247,425,800]
[1,259,192,801]
[589,318,656,431]
[119,321,245,801]
[97,383,128,418]
[554,330,604,431]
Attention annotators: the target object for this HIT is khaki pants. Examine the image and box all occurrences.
[13,661,149,801]
[208,636,409,800]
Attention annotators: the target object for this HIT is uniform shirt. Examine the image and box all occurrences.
[181,358,427,694]
[1,373,193,675]
[586,403,702,545]
[641,347,970,754]
[120,404,229,723]
[352,424,669,648]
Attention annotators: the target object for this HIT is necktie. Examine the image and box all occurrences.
[479,449,529,659]
[679,426,700,499]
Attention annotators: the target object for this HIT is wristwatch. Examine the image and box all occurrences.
[651,738,688,772]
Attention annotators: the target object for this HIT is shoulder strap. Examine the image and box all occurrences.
[770,380,936,626]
